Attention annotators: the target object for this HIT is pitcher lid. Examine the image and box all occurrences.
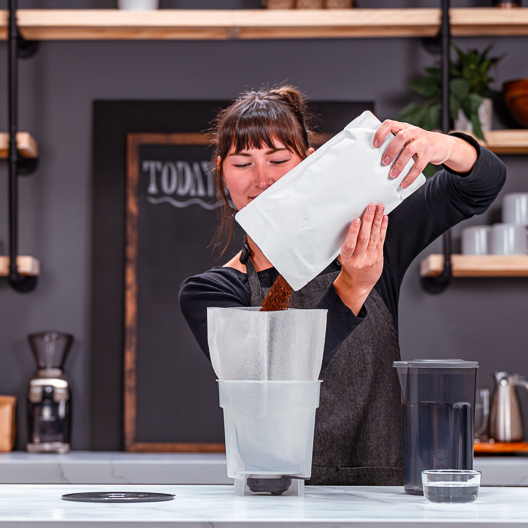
[393,359,478,369]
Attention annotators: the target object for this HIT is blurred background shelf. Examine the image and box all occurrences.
[456,130,528,155]
[420,255,528,278]
[475,442,528,454]
[0,257,40,277]
[1,9,528,40]
[0,133,38,159]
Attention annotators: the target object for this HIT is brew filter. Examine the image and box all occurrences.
[207,307,326,381]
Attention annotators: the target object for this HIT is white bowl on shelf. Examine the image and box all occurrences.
[118,0,159,10]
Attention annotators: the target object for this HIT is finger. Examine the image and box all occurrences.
[377,215,389,251]
[356,203,376,254]
[382,128,418,171]
[390,138,432,182]
[400,154,429,189]
[373,119,408,149]
[339,217,361,261]
[367,204,385,251]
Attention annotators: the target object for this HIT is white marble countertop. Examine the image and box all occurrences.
[0,452,231,484]
[0,484,527,527]
[0,452,526,486]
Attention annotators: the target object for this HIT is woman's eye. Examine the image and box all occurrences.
[233,163,250,168]
[271,159,289,165]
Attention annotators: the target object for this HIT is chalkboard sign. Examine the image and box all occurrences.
[124,133,233,452]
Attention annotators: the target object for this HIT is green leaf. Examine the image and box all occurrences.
[470,113,485,141]
[426,102,441,131]
[467,93,484,114]
[408,77,440,98]
[425,67,442,82]
[450,78,470,101]
[423,163,439,178]
[410,105,429,129]
[396,102,427,124]
[449,95,460,121]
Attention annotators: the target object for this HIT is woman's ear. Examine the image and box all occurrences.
[307,147,315,157]
[217,156,221,167]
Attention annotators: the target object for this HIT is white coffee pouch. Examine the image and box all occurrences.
[235,111,426,291]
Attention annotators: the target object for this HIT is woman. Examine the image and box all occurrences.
[179,86,506,486]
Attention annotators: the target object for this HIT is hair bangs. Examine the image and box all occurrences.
[228,107,307,160]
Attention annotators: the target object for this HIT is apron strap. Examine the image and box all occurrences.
[240,236,264,306]
[245,257,264,306]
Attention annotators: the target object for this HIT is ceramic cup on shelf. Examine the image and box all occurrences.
[461,226,491,255]
[118,0,159,10]
[490,223,528,255]
[503,193,528,226]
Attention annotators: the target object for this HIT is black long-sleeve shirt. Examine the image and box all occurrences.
[179,137,506,370]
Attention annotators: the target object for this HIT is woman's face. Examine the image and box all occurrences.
[221,139,312,211]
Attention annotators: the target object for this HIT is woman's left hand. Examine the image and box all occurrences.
[333,203,388,316]
[373,120,478,189]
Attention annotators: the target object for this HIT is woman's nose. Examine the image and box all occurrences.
[254,163,274,188]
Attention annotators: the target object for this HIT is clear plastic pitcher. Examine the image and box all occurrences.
[218,380,321,479]
[393,359,478,495]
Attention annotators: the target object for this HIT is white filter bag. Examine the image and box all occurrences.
[207,307,327,381]
[235,111,426,291]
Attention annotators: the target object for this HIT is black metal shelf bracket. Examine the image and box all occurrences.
[7,0,39,293]
[421,0,453,295]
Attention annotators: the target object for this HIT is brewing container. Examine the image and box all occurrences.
[218,380,321,496]
[394,359,478,495]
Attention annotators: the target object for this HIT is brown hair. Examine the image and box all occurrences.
[210,85,313,254]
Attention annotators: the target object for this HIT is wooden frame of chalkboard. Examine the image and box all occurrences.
[124,132,225,453]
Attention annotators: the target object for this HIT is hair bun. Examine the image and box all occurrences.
[272,86,306,115]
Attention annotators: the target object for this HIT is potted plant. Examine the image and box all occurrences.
[397,44,505,141]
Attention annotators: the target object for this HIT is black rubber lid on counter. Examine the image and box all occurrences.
[61,492,175,503]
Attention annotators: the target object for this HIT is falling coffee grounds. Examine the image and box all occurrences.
[261,275,293,311]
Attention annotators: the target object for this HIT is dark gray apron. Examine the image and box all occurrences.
[245,258,404,486]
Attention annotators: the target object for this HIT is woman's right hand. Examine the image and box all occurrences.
[333,204,388,316]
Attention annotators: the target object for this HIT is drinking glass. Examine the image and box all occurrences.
[475,388,490,442]
[422,470,481,503]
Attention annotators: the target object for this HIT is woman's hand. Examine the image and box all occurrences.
[333,203,388,316]
[373,120,478,189]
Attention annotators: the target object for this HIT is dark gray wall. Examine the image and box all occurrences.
[0,1,527,450]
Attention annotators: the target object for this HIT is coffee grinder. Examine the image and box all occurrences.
[27,332,73,454]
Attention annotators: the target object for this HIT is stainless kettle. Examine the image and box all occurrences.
[489,372,528,442]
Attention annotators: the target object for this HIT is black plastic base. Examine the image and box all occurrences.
[246,476,293,496]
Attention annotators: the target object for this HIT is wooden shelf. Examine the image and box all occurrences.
[1,9,528,40]
[0,133,38,159]
[475,441,528,453]
[454,130,528,155]
[0,256,40,277]
[421,254,528,278]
